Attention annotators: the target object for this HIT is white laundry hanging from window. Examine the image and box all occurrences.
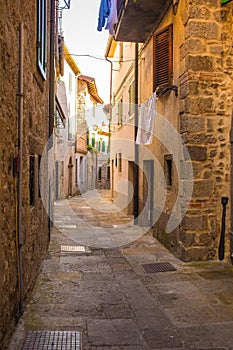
[136,92,156,145]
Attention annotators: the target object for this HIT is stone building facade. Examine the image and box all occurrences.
[0,1,54,347]
[107,0,233,262]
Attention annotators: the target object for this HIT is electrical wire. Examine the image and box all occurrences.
[66,53,135,63]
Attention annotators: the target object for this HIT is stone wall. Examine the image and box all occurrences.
[178,0,233,261]
[0,1,51,347]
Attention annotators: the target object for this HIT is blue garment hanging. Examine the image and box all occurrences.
[97,0,111,31]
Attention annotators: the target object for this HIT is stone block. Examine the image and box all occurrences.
[192,180,213,198]
[182,215,208,231]
[189,7,211,20]
[186,55,214,72]
[185,97,214,114]
[186,146,207,161]
[181,116,206,134]
[186,21,219,39]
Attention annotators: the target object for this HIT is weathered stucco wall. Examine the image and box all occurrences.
[0,1,51,347]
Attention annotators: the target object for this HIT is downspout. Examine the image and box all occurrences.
[105,57,113,197]
[230,122,233,263]
[49,0,55,139]
[134,42,139,224]
[16,23,24,317]
[48,0,56,240]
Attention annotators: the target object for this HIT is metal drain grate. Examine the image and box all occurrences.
[61,245,86,252]
[22,330,81,349]
[142,262,176,273]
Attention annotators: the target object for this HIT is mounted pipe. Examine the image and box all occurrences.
[134,42,139,224]
[16,22,24,317]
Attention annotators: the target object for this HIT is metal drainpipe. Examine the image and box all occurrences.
[16,22,24,317]
[230,126,233,264]
[49,0,55,139]
[48,0,56,240]
[134,42,139,224]
[105,57,113,197]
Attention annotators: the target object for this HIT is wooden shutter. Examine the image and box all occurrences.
[153,24,173,91]
[129,80,135,116]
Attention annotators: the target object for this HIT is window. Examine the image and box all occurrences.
[129,80,135,116]
[38,155,42,198]
[153,24,173,91]
[91,133,95,147]
[164,155,173,187]
[107,166,110,180]
[75,158,78,185]
[118,97,123,126]
[102,140,106,153]
[118,153,122,173]
[97,167,102,181]
[37,0,47,79]
[69,72,72,92]
[98,140,101,152]
[30,156,35,206]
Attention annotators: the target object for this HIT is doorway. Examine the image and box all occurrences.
[143,160,154,226]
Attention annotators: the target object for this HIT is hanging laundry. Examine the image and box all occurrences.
[97,0,111,32]
[105,0,118,35]
[136,92,156,145]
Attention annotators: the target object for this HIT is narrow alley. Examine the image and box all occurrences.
[8,190,233,350]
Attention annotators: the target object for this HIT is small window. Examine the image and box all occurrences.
[37,0,47,79]
[164,155,172,187]
[153,24,173,91]
[69,72,72,92]
[97,167,102,181]
[118,97,123,126]
[102,140,106,153]
[91,133,95,147]
[118,153,122,173]
[98,140,101,152]
[75,158,78,185]
[38,155,42,198]
[107,166,110,180]
[30,156,35,206]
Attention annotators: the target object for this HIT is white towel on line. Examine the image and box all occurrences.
[136,92,156,145]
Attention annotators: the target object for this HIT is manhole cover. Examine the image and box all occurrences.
[142,262,176,273]
[61,245,86,252]
[22,330,81,349]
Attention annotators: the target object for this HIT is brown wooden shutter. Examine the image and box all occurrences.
[153,24,173,91]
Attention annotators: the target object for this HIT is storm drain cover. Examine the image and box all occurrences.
[142,262,176,273]
[22,331,81,349]
[61,245,86,252]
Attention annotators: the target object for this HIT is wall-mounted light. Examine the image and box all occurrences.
[173,0,179,15]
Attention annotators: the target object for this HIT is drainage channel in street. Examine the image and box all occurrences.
[22,331,81,350]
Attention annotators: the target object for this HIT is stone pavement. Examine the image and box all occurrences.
[8,190,233,349]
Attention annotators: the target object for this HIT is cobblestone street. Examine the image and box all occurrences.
[8,191,233,349]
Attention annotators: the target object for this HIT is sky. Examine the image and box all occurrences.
[62,0,111,104]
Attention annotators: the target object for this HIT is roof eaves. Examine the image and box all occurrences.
[64,45,81,75]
